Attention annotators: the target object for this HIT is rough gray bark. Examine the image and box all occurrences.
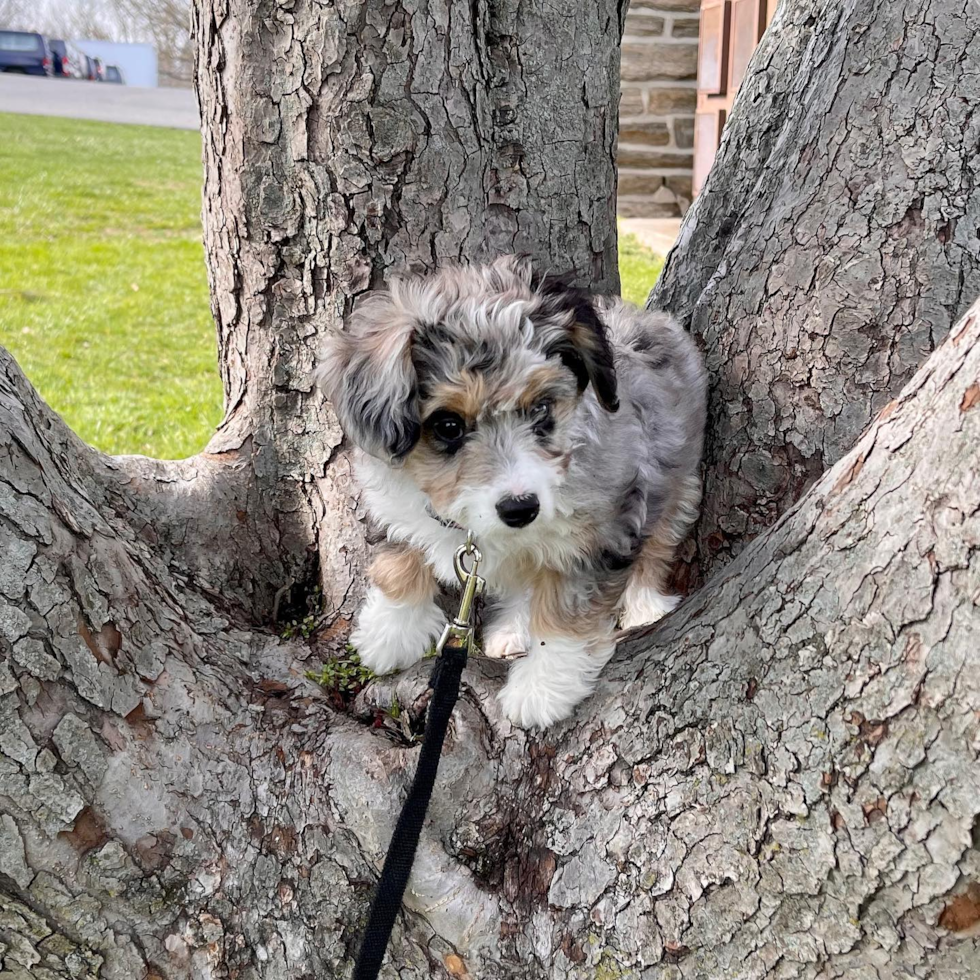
[2,1,980,979]
[2,296,978,980]
[652,0,980,586]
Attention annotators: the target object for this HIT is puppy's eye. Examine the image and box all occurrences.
[528,399,554,435]
[428,411,467,449]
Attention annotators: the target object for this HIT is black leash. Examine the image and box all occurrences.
[352,635,468,979]
[353,536,485,980]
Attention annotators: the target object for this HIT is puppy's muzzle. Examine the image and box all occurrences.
[495,493,540,528]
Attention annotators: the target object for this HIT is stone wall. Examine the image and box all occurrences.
[618,0,699,218]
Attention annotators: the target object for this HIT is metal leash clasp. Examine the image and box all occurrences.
[435,531,485,656]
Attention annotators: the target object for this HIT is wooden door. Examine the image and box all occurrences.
[693,0,777,194]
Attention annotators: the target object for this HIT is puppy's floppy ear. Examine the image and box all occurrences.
[315,292,421,462]
[531,274,619,412]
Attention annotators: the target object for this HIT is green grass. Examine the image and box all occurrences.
[618,231,664,307]
[0,113,664,459]
[0,113,221,459]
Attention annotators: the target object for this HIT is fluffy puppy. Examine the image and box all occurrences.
[317,255,707,728]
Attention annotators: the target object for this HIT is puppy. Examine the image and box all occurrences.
[317,256,707,728]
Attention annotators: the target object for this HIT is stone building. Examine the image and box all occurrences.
[618,0,700,219]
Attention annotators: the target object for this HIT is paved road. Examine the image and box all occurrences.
[0,74,199,130]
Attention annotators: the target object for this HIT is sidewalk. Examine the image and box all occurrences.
[620,218,683,257]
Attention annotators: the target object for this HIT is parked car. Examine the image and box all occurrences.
[0,30,52,76]
[83,54,105,82]
[104,64,125,85]
[49,39,87,79]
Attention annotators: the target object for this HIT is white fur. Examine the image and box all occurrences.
[350,586,445,674]
[356,452,584,595]
[452,444,564,540]
[358,456,466,585]
[618,584,682,630]
[497,636,614,728]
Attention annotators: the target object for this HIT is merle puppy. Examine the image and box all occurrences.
[317,255,706,728]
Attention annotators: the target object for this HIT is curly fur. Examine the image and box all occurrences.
[317,255,707,728]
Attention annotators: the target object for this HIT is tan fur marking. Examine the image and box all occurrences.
[404,424,503,517]
[570,318,602,355]
[514,365,572,410]
[403,450,465,515]
[368,546,437,605]
[424,371,488,422]
[627,534,675,597]
[529,569,619,641]
[628,474,702,595]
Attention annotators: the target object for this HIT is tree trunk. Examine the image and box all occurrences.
[652,0,980,586]
[1,1,979,980]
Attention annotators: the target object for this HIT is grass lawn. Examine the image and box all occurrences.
[0,112,663,459]
[618,232,663,308]
[0,113,220,458]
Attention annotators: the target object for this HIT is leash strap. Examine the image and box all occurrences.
[352,635,468,980]
[353,534,484,980]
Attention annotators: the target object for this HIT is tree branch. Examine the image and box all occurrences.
[2,287,977,974]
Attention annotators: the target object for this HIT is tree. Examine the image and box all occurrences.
[0,0,30,30]
[2,0,122,44]
[0,2,977,980]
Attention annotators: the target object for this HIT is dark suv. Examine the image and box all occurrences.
[0,30,52,76]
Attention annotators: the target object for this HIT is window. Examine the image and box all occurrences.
[0,32,42,53]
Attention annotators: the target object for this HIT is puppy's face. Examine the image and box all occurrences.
[318,256,618,539]
[406,346,579,538]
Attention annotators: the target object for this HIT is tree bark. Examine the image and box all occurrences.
[2,1,979,979]
[652,0,980,586]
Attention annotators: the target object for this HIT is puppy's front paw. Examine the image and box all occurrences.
[350,587,444,675]
[483,627,528,661]
[497,638,607,728]
[618,587,682,630]
[498,674,575,728]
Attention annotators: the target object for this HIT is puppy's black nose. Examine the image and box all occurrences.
[496,493,540,528]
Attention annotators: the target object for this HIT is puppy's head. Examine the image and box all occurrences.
[317,255,618,537]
